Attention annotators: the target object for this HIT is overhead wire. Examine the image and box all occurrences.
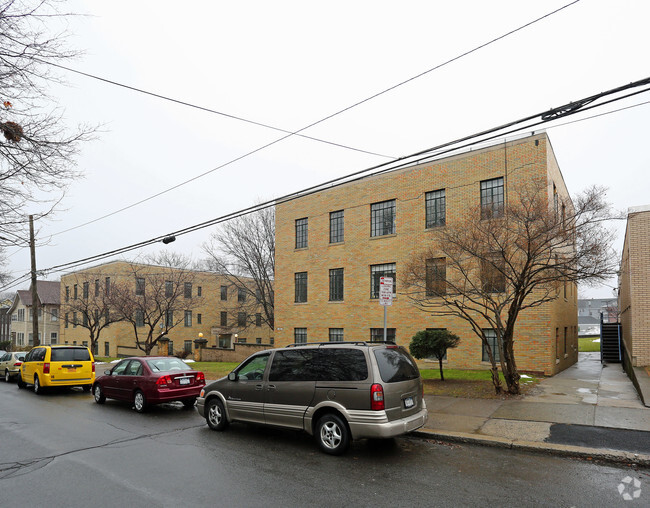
[1,74,647,291]
[40,0,582,239]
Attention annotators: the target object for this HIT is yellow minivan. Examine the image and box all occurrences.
[18,345,95,394]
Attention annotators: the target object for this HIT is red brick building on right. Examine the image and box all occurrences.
[619,205,650,367]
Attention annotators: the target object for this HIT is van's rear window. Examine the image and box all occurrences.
[373,347,419,383]
[50,348,91,362]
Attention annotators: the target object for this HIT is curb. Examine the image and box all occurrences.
[412,428,650,467]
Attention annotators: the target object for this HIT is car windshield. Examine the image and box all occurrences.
[50,348,91,362]
[373,347,419,383]
[146,358,192,372]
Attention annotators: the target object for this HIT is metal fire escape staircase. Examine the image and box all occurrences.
[600,312,622,363]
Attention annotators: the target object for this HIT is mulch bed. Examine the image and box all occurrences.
[423,378,538,399]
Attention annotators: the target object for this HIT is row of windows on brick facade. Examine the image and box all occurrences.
[63,310,264,329]
[292,326,503,360]
[294,177,505,249]
[294,264,396,303]
[293,257,506,303]
[65,279,257,303]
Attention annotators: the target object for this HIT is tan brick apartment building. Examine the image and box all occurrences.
[619,205,650,367]
[60,261,273,357]
[275,133,577,376]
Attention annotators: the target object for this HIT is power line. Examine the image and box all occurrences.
[42,0,582,239]
[40,60,397,160]
[2,74,645,291]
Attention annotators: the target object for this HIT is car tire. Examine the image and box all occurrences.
[93,384,106,404]
[17,377,26,389]
[316,413,350,455]
[4,369,9,383]
[133,390,147,413]
[206,398,228,431]
[182,397,197,409]
[34,375,43,395]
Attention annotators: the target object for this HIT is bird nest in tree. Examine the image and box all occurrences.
[1,121,23,142]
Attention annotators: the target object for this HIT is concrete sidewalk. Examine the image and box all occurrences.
[415,353,650,466]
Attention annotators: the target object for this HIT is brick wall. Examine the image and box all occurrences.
[620,207,650,366]
[275,133,577,375]
[59,261,274,357]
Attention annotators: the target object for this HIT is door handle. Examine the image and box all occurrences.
[267,384,276,391]
[255,384,263,390]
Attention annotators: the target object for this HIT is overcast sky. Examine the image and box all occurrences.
[5,0,649,299]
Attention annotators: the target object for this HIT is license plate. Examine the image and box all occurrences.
[403,396,414,409]
[67,368,77,373]
[179,378,190,385]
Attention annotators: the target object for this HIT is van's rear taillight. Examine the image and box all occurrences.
[92,362,95,373]
[43,363,50,374]
[371,383,385,411]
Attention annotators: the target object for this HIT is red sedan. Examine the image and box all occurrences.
[93,356,205,413]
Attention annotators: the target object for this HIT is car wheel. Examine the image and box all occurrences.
[93,384,106,404]
[206,398,228,431]
[182,397,197,409]
[4,369,9,383]
[17,377,26,389]
[133,390,147,413]
[316,413,350,455]
[34,375,43,395]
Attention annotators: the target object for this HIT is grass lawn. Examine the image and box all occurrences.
[579,336,601,352]
[95,357,539,399]
[193,362,240,380]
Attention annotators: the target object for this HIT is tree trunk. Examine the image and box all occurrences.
[438,357,445,381]
[490,365,503,394]
[501,328,521,394]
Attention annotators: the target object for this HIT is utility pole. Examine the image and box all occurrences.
[29,215,39,347]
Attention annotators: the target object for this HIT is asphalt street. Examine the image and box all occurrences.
[0,381,648,507]
[547,424,650,455]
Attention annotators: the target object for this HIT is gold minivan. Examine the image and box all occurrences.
[197,342,428,455]
[18,345,95,394]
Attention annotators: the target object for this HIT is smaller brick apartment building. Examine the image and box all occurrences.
[619,205,650,367]
[275,133,577,376]
[60,261,274,357]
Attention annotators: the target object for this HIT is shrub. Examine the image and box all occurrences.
[410,329,460,381]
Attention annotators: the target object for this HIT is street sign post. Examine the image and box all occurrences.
[379,277,393,342]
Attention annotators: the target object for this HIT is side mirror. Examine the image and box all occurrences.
[228,372,237,382]
[104,370,111,375]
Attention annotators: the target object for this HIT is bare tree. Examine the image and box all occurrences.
[108,263,203,355]
[60,275,124,354]
[404,182,619,395]
[140,251,199,270]
[202,207,275,330]
[0,246,8,285]
[1,0,93,250]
